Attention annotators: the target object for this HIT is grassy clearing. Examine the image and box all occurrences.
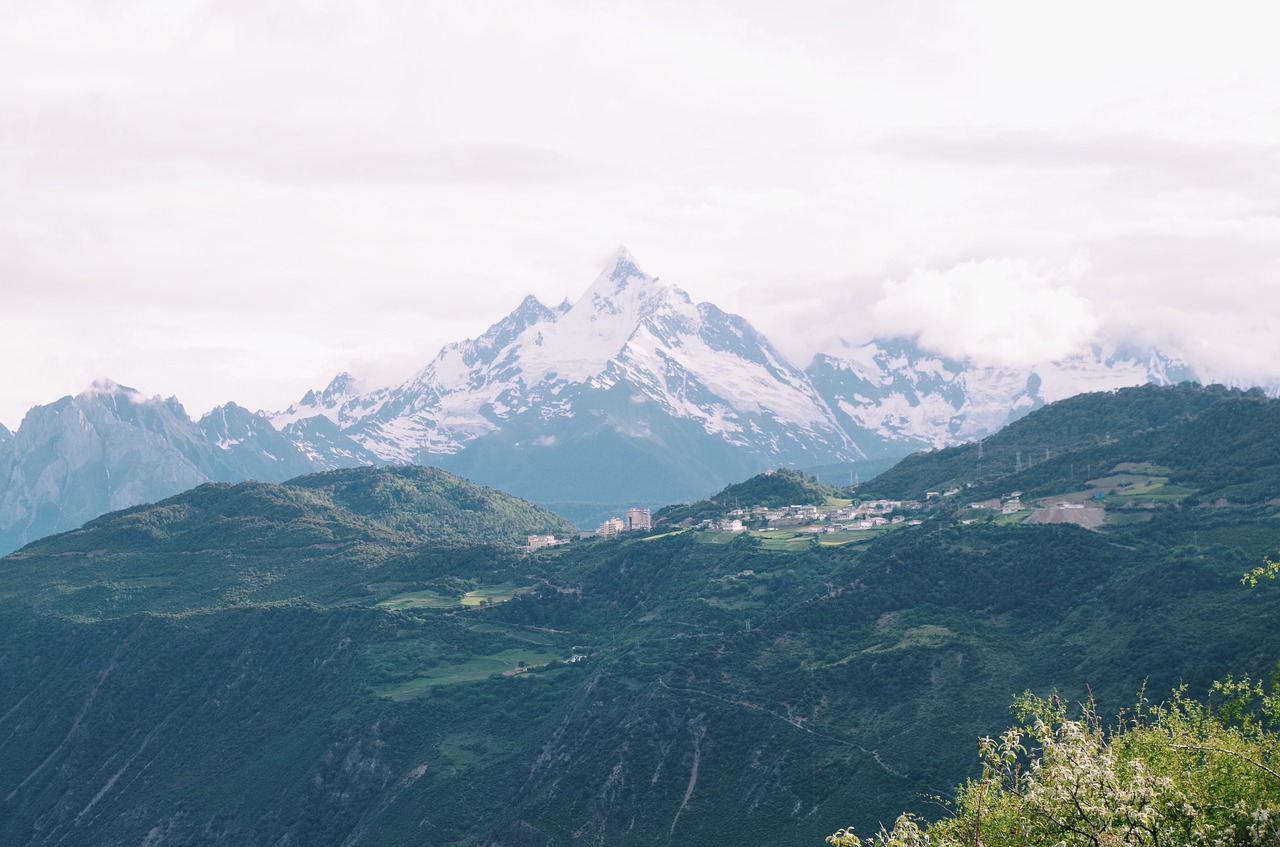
[863,624,958,653]
[695,525,901,551]
[757,532,815,551]
[1113,461,1173,474]
[376,589,458,610]
[1118,483,1196,502]
[466,621,559,645]
[373,647,560,699]
[703,596,768,611]
[1113,478,1167,496]
[694,531,748,545]
[460,584,534,606]
[640,529,690,542]
[377,583,536,610]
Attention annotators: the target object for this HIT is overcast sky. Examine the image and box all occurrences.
[4,0,1279,429]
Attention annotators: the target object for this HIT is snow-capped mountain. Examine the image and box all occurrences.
[271,371,370,430]
[195,401,322,481]
[805,337,1198,455]
[270,248,862,508]
[262,248,1213,515]
[0,380,318,554]
[0,248,1230,551]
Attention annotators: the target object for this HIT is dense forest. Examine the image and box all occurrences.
[1,385,1278,846]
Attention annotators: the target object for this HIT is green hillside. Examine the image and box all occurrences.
[1,390,1279,846]
[1,465,574,617]
[654,467,845,526]
[859,382,1260,500]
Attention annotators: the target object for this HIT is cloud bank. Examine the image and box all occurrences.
[873,260,1099,367]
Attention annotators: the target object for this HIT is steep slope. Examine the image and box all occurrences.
[0,380,323,555]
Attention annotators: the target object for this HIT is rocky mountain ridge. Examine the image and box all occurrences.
[270,248,861,467]
[0,250,1207,552]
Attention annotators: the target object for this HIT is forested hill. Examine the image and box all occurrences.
[858,382,1276,500]
[2,465,575,616]
[2,389,1279,846]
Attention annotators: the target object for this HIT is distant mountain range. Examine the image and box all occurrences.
[0,248,1213,552]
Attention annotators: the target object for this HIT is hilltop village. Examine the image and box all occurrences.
[522,492,952,553]
[523,459,1155,552]
[522,469,932,551]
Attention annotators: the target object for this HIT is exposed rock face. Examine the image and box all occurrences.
[0,380,316,553]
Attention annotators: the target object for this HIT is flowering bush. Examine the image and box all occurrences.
[829,674,1280,847]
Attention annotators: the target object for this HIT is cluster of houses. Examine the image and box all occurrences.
[597,508,652,538]
[703,499,924,534]
[524,478,1115,554]
[526,496,943,551]
[965,491,1026,515]
[525,508,653,552]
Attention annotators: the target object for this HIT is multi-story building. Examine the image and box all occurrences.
[625,508,652,532]
[526,534,562,551]
[597,517,626,538]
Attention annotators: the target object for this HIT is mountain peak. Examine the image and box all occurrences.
[603,245,641,280]
[323,372,364,397]
[79,378,145,403]
[579,246,671,312]
[515,293,547,313]
[590,245,654,298]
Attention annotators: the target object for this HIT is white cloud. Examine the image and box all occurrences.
[873,259,1099,367]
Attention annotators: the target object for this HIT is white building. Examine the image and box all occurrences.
[625,508,652,531]
[526,534,562,551]
[597,517,625,538]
